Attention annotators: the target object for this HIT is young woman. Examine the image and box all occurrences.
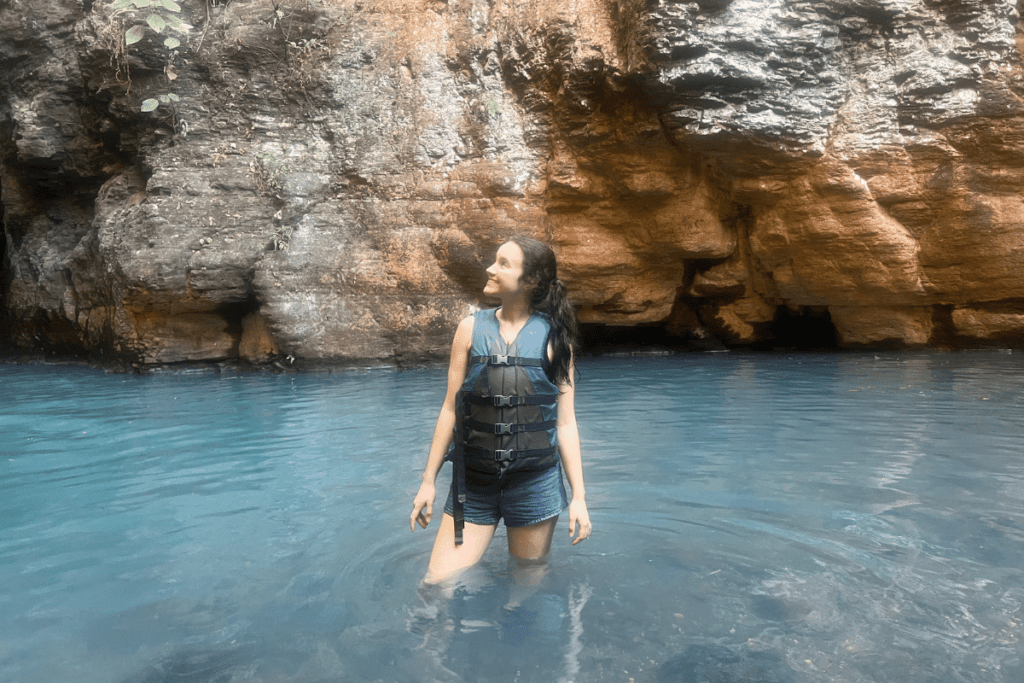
[409,236,591,584]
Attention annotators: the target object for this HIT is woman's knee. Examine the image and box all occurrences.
[510,552,549,568]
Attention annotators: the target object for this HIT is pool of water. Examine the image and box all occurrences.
[1,352,1022,683]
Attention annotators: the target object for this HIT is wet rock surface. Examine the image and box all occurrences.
[1,0,1023,364]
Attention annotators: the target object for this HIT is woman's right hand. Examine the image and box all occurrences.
[410,481,436,531]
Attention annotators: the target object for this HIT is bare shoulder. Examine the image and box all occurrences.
[452,314,476,349]
[456,313,476,334]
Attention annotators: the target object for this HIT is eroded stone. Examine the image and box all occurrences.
[2,0,1023,362]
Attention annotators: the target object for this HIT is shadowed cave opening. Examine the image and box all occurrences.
[766,306,839,350]
[579,320,733,355]
[220,298,259,342]
[579,323,698,355]
[579,306,839,355]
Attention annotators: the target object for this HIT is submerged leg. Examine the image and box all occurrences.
[507,515,558,561]
[506,516,558,607]
[423,513,497,586]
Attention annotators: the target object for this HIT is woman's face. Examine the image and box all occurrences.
[483,242,528,298]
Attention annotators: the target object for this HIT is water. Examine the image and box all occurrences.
[1,352,1022,683]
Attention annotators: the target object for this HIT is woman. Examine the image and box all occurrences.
[410,236,591,584]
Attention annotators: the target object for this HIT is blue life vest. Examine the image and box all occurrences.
[449,309,560,544]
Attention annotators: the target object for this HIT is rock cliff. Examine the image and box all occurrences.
[2,0,1023,365]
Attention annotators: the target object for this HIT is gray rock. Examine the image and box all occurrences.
[2,0,1023,363]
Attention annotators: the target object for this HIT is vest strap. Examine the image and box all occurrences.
[463,393,558,408]
[452,390,466,546]
[464,417,558,435]
[464,444,559,464]
[470,355,545,367]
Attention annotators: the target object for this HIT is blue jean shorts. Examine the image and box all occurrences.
[444,461,568,527]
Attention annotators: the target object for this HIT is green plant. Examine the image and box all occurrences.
[250,150,290,202]
[109,0,191,113]
[111,0,189,49]
[270,226,292,251]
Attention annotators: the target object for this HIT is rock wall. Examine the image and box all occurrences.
[2,0,1023,365]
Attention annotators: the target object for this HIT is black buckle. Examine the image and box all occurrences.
[492,395,516,407]
[494,423,513,435]
[490,354,509,365]
[494,449,514,463]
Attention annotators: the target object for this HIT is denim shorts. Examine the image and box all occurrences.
[444,461,568,528]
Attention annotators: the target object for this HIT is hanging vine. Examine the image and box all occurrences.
[108,0,192,113]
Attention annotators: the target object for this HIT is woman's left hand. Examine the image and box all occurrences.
[568,498,591,545]
[410,481,436,532]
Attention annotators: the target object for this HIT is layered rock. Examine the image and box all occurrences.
[1,0,1022,365]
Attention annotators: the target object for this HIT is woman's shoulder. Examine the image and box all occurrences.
[467,308,502,329]
[459,308,495,321]
[463,309,497,325]
[453,314,476,341]
[455,309,494,336]
[531,310,553,330]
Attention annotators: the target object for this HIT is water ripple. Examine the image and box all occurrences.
[1,354,1022,683]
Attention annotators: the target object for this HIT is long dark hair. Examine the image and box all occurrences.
[508,236,578,386]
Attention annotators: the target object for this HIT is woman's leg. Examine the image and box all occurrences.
[506,515,558,560]
[505,516,559,606]
[423,513,498,585]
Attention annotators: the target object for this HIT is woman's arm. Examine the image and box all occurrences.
[557,363,592,545]
[410,315,474,532]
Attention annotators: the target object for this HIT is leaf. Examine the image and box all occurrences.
[159,0,182,11]
[109,0,133,11]
[159,95,170,103]
[168,93,181,102]
[164,36,181,49]
[134,0,153,7]
[141,98,160,112]
[124,25,145,45]
[165,14,191,33]
[146,13,166,33]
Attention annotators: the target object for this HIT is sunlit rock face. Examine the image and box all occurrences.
[1,0,1022,364]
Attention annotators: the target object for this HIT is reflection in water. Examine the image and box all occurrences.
[0,352,1022,683]
[560,583,592,683]
[405,561,591,683]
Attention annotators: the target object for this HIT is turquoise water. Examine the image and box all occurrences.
[1,352,1022,683]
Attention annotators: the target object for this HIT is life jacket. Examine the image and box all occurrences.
[449,309,560,544]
